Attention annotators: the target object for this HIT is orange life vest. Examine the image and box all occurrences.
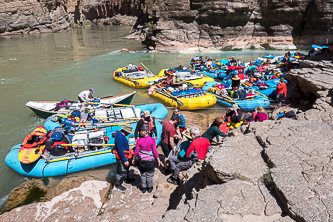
[112,149,134,160]
[22,126,48,149]
[142,118,155,135]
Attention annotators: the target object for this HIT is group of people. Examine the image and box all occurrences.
[77,88,269,192]
[113,108,222,193]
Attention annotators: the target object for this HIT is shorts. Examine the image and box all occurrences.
[160,140,172,157]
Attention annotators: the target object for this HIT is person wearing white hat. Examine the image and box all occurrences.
[78,88,94,103]
[114,124,134,191]
[226,103,243,124]
[134,110,157,141]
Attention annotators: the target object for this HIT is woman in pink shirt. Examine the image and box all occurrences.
[254,106,268,122]
[132,125,161,193]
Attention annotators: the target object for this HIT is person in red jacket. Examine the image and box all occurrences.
[275,78,287,102]
[167,126,211,185]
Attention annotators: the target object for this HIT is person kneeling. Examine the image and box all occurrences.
[167,127,211,185]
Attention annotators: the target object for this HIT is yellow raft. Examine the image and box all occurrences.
[113,64,165,88]
[159,68,214,88]
[150,86,216,110]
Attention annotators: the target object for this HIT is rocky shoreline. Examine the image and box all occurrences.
[0,56,332,221]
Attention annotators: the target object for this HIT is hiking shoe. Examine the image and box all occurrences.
[164,169,171,175]
[115,185,126,191]
[141,187,147,193]
[147,187,153,193]
[167,176,178,185]
[125,178,135,184]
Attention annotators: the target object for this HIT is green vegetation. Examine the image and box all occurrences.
[263,170,274,189]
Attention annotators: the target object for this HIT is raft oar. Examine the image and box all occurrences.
[242,83,269,98]
[223,94,246,112]
[155,86,184,106]
[141,63,155,75]
[62,142,135,147]
[113,104,135,107]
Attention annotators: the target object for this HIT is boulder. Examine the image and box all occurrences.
[161,180,291,221]
[203,134,268,183]
[0,180,110,221]
[248,119,333,221]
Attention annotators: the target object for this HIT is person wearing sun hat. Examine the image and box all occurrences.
[254,106,268,122]
[78,88,94,103]
[226,103,243,124]
[114,124,134,191]
[134,110,157,141]
[231,74,241,89]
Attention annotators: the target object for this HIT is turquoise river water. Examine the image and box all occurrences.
[0,25,304,206]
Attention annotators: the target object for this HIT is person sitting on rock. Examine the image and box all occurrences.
[202,117,227,144]
[275,78,287,102]
[254,106,268,122]
[225,104,243,129]
[167,126,211,185]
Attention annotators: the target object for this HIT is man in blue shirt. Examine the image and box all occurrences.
[114,124,134,191]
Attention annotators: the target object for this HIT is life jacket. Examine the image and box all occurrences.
[160,76,173,86]
[21,126,48,149]
[142,118,155,135]
[216,84,225,90]
[112,148,134,160]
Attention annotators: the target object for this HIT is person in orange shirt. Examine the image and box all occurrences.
[275,78,287,102]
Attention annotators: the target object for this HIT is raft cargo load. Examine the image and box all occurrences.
[149,84,216,110]
[5,103,167,178]
[159,66,214,88]
[203,81,270,111]
[43,103,169,132]
[26,91,136,119]
[113,64,165,88]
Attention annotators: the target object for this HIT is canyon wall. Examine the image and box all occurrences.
[1,0,333,50]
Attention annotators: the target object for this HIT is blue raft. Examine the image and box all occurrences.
[203,81,270,111]
[5,103,167,178]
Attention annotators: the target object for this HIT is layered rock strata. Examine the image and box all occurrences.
[286,56,333,123]
[130,0,333,51]
[1,0,333,51]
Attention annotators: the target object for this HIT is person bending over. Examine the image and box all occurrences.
[167,127,211,185]
[202,117,227,144]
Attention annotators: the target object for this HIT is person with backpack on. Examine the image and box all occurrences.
[160,114,182,173]
[202,117,228,144]
[114,124,134,191]
[134,110,157,141]
[132,125,161,193]
[78,88,94,103]
[167,127,211,185]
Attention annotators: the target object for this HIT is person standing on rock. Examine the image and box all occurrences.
[275,78,287,102]
[202,117,227,144]
[134,110,157,141]
[114,124,134,191]
[132,125,161,193]
[160,114,182,173]
[167,127,211,185]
